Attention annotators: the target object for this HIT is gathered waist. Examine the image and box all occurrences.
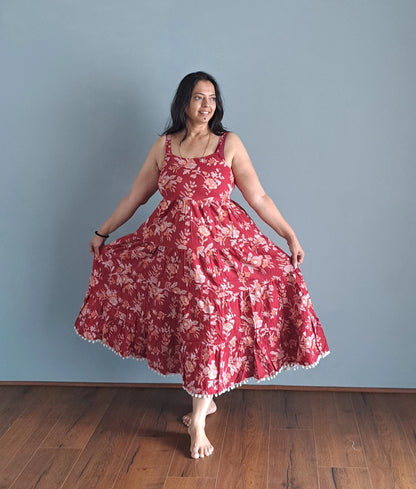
[160,196,232,207]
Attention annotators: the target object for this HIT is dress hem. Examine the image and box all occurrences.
[74,326,330,398]
[182,349,331,398]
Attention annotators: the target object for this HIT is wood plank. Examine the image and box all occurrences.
[385,393,416,458]
[312,392,366,468]
[269,391,313,429]
[164,478,216,489]
[137,388,190,436]
[60,388,149,489]
[168,392,231,478]
[41,387,117,449]
[318,467,373,489]
[113,436,177,489]
[0,386,33,438]
[8,448,79,489]
[352,393,416,489]
[0,386,66,440]
[215,390,270,489]
[0,387,76,489]
[112,388,190,487]
[0,386,30,411]
[268,429,319,489]
[102,386,183,489]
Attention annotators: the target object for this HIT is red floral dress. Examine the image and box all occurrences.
[75,132,329,397]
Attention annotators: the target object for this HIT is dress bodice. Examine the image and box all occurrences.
[158,133,234,203]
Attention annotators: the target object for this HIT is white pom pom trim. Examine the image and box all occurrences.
[74,326,329,398]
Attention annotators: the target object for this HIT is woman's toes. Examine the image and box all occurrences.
[188,426,214,459]
[182,412,192,427]
[191,446,204,459]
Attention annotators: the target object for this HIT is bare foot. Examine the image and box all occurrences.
[188,422,214,459]
[182,399,217,427]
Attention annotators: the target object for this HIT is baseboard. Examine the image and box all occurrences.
[0,380,415,394]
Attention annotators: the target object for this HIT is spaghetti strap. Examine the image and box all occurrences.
[165,134,172,156]
[217,132,228,160]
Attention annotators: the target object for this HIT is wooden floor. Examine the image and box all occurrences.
[0,386,416,489]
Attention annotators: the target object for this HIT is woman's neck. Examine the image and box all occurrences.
[184,122,211,140]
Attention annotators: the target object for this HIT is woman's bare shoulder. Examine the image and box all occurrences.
[225,131,239,141]
[153,134,167,150]
[225,131,246,149]
[151,135,167,169]
[224,132,247,166]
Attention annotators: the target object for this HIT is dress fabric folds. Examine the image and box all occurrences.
[75,132,330,397]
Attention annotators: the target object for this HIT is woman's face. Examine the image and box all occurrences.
[185,80,216,125]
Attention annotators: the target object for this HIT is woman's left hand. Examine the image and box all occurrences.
[287,235,305,268]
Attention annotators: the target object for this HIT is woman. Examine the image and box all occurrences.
[75,71,329,459]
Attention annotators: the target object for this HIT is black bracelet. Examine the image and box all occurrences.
[95,230,109,238]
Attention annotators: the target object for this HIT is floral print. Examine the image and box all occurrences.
[74,133,329,397]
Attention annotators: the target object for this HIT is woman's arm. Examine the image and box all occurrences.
[89,136,165,257]
[225,132,305,267]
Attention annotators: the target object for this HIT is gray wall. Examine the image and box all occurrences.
[1,0,415,388]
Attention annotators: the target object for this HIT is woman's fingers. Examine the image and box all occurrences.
[297,249,305,266]
[89,242,99,257]
[289,240,304,268]
[292,253,298,268]
[89,235,106,257]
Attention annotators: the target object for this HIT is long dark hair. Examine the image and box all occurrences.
[163,71,226,139]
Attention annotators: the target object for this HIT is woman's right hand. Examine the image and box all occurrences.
[89,234,107,258]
